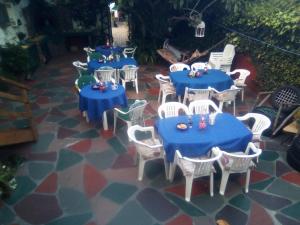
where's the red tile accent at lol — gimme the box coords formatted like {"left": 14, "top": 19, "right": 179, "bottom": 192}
{"left": 165, "top": 179, "right": 209, "bottom": 198}
{"left": 37, "top": 96, "right": 50, "bottom": 104}
{"left": 35, "top": 173, "right": 58, "bottom": 193}
{"left": 57, "top": 127, "right": 78, "bottom": 139}
{"left": 239, "top": 170, "right": 270, "bottom": 185}
{"left": 148, "top": 87, "right": 160, "bottom": 96}
{"left": 145, "top": 119, "right": 155, "bottom": 126}
{"left": 247, "top": 202, "right": 273, "bottom": 225}
{"left": 84, "top": 164, "right": 107, "bottom": 198}
{"left": 69, "top": 139, "right": 92, "bottom": 153}
{"left": 281, "top": 172, "right": 300, "bottom": 186}
{"left": 127, "top": 144, "right": 136, "bottom": 158}
{"left": 166, "top": 214, "right": 193, "bottom": 225}
{"left": 35, "top": 112, "right": 48, "bottom": 124}
{"left": 100, "top": 129, "right": 114, "bottom": 138}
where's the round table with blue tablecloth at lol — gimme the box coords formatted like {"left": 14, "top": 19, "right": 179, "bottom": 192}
{"left": 170, "top": 69, "right": 234, "bottom": 97}
{"left": 95, "top": 46, "right": 124, "bottom": 57}
{"left": 88, "top": 58, "right": 137, "bottom": 74}
{"left": 156, "top": 113, "right": 253, "bottom": 162}
{"left": 79, "top": 84, "right": 128, "bottom": 130}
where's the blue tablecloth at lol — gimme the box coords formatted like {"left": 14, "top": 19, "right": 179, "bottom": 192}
{"left": 156, "top": 113, "right": 253, "bottom": 162}
{"left": 88, "top": 58, "right": 137, "bottom": 73}
{"left": 170, "top": 69, "right": 234, "bottom": 96}
{"left": 95, "top": 46, "right": 124, "bottom": 57}
{"left": 79, "top": 84, "right": 128, "bottom": 122}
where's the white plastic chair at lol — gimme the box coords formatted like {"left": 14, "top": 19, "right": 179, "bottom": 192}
{"left": 227, "top": 69, "right": 251, "bottom": 102}
{"left": 188, "top": 99, "right": 222, "bottom": 115}
{"left": 214, "top": 142, "right": 262, "bottom": 195}
{"left": 83, "top": 47, "right": 95, "bottom": 62}
{"left": 94, "top": 66, "right": 116, "bottom": 83}
{"left": 237, "top": 113, "right": 271, "bottom": 147}
{"left": 210, "top": 85, "right": 241, "bottom": 115}
{"left": 169, "top": 63, "right": 190, "bottom": 72}
{"left": 72, "top": 61, "right": 89, "bottom": 77}
{"left": 183, "top": 87, "right": 211, "bottom": 105}
{"left": 119, "top": 65, "right": 139, "bottom": 93}
{"left": 191, "top": 62, "right": 212, "bottom": 71}
{"left": 123, "top": 46, "right": 137, "bottom": 58}
{"left": 208, "top": 44, "right": 235, "bottom": 73}
{"left": 155, "top": 74, "right": 180, "bottom": 104}
{"left": 113, "top": 100, "right": 147, "bottom": 135}
{"left": 169, "top": 148, "right": 222, "bottom": 202}
{"left": 127, "top": 125, "right": 168, "bottom": 180}
{"left": 158, "top": 102, "right": 189, "bottom": 119}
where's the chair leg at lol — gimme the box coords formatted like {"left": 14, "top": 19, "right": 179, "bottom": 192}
{"left": 178, "top": 95, "right": 182, "bottom": 103}
{"left": 138, "top": 156, "right": 146, "bottom": 181}
{"left": 113, "top": 112, "right": 117, "bottom": 134}
{"left": 122, "top": 80, "right": 126, "bottom": 90}
{"left": 241, "top": 88, "right": 244, "bottom": 102}
{"left": 219, "top": 171, "right": 230, "bottom": 195}
{"left": 185, "top": 176, "right": 193, "bottom": 202}
{"left": 135, "top": 79, "right": 138, "bottom": 94}
{"left": 163, "top": 155, "right": 169, "bottom": 180}
{"left": 245, "top": 169, "right": 251, "bottom": 193}
{"left": 158, "top": 89, "right": 161, "bottom": 103}
{"left": 162, "top": 94, "right": 167, "bottom": 104}
{"left": 210, "top": 172, "right": 214, "bottom": 197}
{"left": 233, "top": 100, "right": 236, "bottom": 116}
{"left": 169, "top": 162, "right": 176, "bottom": 182}
{"left": 218, "top": 101, "right": 224, "bottom": 112}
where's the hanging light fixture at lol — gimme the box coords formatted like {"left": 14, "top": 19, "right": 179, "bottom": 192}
{"left": 195, "top": 20, "right": 205, "bottom": 37}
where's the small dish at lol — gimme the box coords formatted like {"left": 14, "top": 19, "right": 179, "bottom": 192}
{"left": 91, "top": 84, "right": 100, "bottom": 90}
{"left": 111, "top": 84, "right": 118, "bottom": 90}
{"left": 176, "top": 123, "right": 188, "bottom": 131}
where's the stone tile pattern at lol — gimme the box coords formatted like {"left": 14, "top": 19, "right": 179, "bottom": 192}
{"left": 0, "top": 52, "right": 299, "bottom": 225}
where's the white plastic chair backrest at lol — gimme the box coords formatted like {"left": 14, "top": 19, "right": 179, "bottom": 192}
{"left": 123, "top": 47, "right": 137, "bottom": 58}
{"left": 94, "top": 66, "right": 115, "bottom": 82}
{"left": 188, "top": 99, "right": 221, "bottom": 115}
{"left": 223, "top": 44, "right": 235, "bottom": 59}
{"left": 155, "top": 74, "right": 173, "bottom": 90}
{"left": 158, "top": 102, "right": 189, "bottom": 119}
{"left": 211, "top": 85, "right": 241, "bottom": 102}
{"left": 127, "top": 125, "right": 162, "bottom": 151}
{"left": 183, "top": 87, "right": 211, "bottom": 104}
{"left": 169, "top": 63, "right": 190, "bottom": 72}
{"left": 218, "top": 142, "right": 262, "bottom": 172}
{"left": 228, "top": 69, "right": 251, "bottom": 86}
{"left": 176, "top": 148, "right": 222, "bottom": 177}
{"left": 237, "top": 113, "right": 271, "bottom": 140}
{"left": 128, "top": 100, "right": 147, "bottom": 123}
{"left": 72, "top": 61, "right": 87, "bottom": 76}
{"left": 191, "top": 62, "right": 212, "bottom": 71}
{"left": 120, "top": 66, "right": 138, "bottom": 81}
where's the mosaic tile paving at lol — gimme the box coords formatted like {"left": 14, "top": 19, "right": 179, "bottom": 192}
{"left": 0, "top": 52, "right": 299, "bottom": 225}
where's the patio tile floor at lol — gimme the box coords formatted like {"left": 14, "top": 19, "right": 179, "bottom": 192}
{"left": 0, "top": 52, "right": 299, "bottom": 225}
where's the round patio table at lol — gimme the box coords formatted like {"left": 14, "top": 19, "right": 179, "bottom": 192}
{"left": 79, "top": 84, "right": 127, "bottom": 130}
{"left": 156, "top": 113, "right": 253, "bottom": 162}
{"left": 95, "top": 45, "right": 124, "bottom": 57}
{"left": 170, "top": 69, "right": 234, "bottom": 97}
{"left": 88, "top": 58, "right": 137, "bottom": 73}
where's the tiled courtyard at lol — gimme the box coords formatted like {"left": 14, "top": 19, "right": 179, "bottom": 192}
{"left": 0, "top": 52, "right": 300, "bottom": 225}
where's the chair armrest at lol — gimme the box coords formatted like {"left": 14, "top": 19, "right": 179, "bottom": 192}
{"left": 114, "top": 107, "right": 128, "bottom": 114}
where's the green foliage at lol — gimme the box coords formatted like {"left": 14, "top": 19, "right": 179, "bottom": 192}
{"left": 224, "top": 0, "right": 300, "bottom": 90}
{"left": 0, "top": 44, "right": 30, "bottom": 78}
{"left": 0, "top": 155, "right": 24, "bottom": 199}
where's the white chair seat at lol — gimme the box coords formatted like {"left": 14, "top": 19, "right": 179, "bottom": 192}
{"left": 127, "top": 125, "right": 168, "bottom": 181}
{"left": 214, "top": 142, "right": 262, "bottom": 195}
{"left": 169, "top": 149, "right": 223, "bottom": 201}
